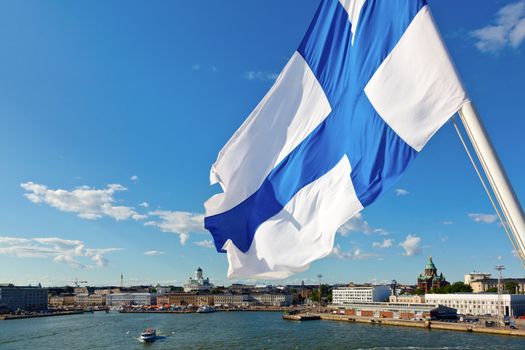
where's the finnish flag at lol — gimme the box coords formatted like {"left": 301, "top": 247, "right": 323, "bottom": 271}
{"left": 204, "top": 0, "right": 468, "bottom": 279}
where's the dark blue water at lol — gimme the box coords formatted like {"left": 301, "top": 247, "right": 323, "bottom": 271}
{"left": 0, "top": 312, "right": 523, "bottom": 349}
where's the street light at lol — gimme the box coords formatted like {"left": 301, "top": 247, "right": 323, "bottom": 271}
{"left": 317, "top": 274, "right": 323, "bottom": 314}
{"left": 495, "top": 265, "right": 505, "bottom": 326}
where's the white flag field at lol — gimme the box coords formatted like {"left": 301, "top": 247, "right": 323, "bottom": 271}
{"left": 204, "top": 0, "right": 469, "bottom": 279}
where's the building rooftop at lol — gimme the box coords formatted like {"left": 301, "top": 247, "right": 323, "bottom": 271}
{"left": 425, "top": 256, "right": 436, "bottom": 270}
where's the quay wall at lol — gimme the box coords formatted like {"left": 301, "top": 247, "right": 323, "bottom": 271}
{"left": 1, "top": 310, "right": 84, "bottom": 321}
{"left": 314, "top": 314, "right": 525, "bottom": 337}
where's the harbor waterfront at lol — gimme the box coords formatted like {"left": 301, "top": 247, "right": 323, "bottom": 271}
{"left": 1, "top": 311, "right": 525, "bottom": 350}
{"left": 284, "top": 312, "right": 525, "bottom": 337}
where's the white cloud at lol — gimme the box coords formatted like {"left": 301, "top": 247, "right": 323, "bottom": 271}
{"left": 471, "top": 1, "right": 525, "bottom": 52}
{"left": 130, "top": 175, "right": 139, "bottom": 182}
{"left": 442, "top": 220, "right": 453, "bottom": 225}
{"left": 372, "top": 238, "right": 393, "bottom": 249}
{"left": 394, "top": 188, "right": 409, "bottom": 196}
{"left": 145, "top": 211, "right": 205, "bottom": 245}
{"left": 0, "top": 237, "right": 30, "bottom": 245}
{"left": 338, "top": 213, "right": 387, "bottom": 236}
{"left": 331, "top": 244, "right": 380, "bottom": 260}
{"left": 139, "top": 202, "right": 149, "bottom": 208}
{"left": 0, "top": 236, "right": 122, "bottom": 268}
{"left": 244, "top": 71, "right": 279, "bottom": 82}
{"left": 192, "top": 64, "right": 201, "bottom": 71}
{"left": 21, "top": 182, "right": 146, "bottom": 221}
{"left": 144, "top": 250, "right": 165, "bottom": 256}
{"left": 468, "top": 213, "right": 498, "bottom": 224}
{"left": 399, "top": 234, "right": 422, "bottom": 257}
{"left": 194, "top": 240, "right": 215, "bottom": 249}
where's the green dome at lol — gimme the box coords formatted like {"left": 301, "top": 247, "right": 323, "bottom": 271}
{"left": 425, "top": 256, "right": 436, "bottom": 270}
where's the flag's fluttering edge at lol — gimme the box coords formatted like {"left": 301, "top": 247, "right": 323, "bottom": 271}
{"left": 204, "top": 0, "right": 468, "bottom": 279}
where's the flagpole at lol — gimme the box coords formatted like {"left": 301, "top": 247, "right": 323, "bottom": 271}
{"left": 458, "top": 101, "right": 525, "bottom": 265}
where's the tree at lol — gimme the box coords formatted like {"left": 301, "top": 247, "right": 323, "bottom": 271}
{"left": 426, "top": 282, "right": 472, "bottom": 294}
{"left": 505, "top": 282, "right": 519, "bottom": 294}
{"left": 310, "top": 284, "right": 332, "bottom": 303}
{"left": 448, "top": 282, "right": 473, "bottom": 293}
{"left": 487, "top": 287, "right": 498, "bottom": 293}
{"left": 413, "top": 288, "right": 425, "bottom": 295}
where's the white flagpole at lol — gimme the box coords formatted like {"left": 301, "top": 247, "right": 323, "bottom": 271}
{"left": 458, "top": 101, "right": 525, "bottom": 263}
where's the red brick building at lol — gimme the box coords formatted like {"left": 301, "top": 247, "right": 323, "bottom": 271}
{"left": 417, "top": 256, "right": 449, "bottom": 293}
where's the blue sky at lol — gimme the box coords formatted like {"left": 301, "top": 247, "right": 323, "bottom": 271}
{"left": 1, "top": 0, "right": 524, "bottom": 287}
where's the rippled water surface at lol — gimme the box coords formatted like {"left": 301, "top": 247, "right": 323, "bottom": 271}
{"left": 0, "top": 312, "right": 523, "bottom": 349}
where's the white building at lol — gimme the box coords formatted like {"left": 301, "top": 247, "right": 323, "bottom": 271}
{"left": 389, "top": 295, "right": 425, "bottom": 304}
{"left": 214, "top": 294, "right": 250, "bottom": 307}
{"left": 105, "top": 293, "right": 156, "bottom": 307}
{"left": 332, "top": 286, "right": 390, "bottom": 305}
{"left": 464, "top": 272, "right": 491, "bottom": 285}
{"left": 184, "top": 267, "right": 213, "bottom": 292}
{"left": 155, "top": 284, "right": 171, "bottom": 295}
{"left": 329, "top": 302, "right": 457, "bottom": 320}
{"left": 251, "top": 294, "right": 293, "bottom": 306}
{"left": 74, "top": 293, "right": 105, "bottom": 306}
{"left": 425, "top": 293, "right": 525, "bottom": 317}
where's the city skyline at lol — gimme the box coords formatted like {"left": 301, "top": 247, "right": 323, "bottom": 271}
{"left": 1, "top": 0, "right": 525, "bottom": 287}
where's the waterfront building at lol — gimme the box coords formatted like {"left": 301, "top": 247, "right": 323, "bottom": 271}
{"left": 74, "top": 287, "right": 91, "bottom": 295}
{"left": 329, "top": 302, "right": 457, "bottom": 320}
{"left": 157, "top": 292, "right": 292, "bottom": 307}
{"left": 48, "top": 295, "right": 75, "bottom": 309}
{"left": 425, "top": 293, "right": 525, "bottom": 317}
{"left": 250, "top": 293, "right": 292, "bottom": 306}
{"left": 214, "top": 294, "right": 250, "bottom": 307}
{"left": 194, "top": 294, "right": 214, "bottom": 306}
{"left": 94, "top": 288, "right": 120, "bottom": 295}
{"left": 0, "top": 284, "right": 48, "bottom": 312}
{"left": 293, "top": 281, "right": 314, "bottom": 301}
{"left": 105, "top": 293, "right": 156, "bottom": 307}
{"left": 332, "top": 286, "right": 390, "bottom": 304}
{"left": 389, "top": 295, "right": 425, "bottom": 304}
{"left": 74, "top": 293, "right": 106, "bottom": 307}
{"left": 417, "top": 256, "right": 449, "bottom": 293}
{"left": 156, "top": 295, "right": 171, "bottom": 306}
{"left": 157, "top": 293, "right": 197, "bottom": 306}
{"left": 183, "top": 267, "right": 213, "bottom": 292}
{"left": 156, "top": 293, "right": 214, "bottom": 307}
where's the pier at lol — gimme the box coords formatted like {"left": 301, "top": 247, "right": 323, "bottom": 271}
{"left": 0, "top": 310, "right": 85, "bottom": 321}
{"left": 283, "top": 313, "right": 525, "bottom": 337}
{"left": 282, "top": 314, "right": 320, "bottom": 321}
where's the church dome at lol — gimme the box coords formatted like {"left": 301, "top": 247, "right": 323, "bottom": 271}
{"left": 425, "top": 256, "right": 436, "bottom": 270}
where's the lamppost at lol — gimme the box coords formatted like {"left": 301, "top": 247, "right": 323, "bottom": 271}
{"left": 495, "top": 265, "right": 505, "bottom": 326}
{"left": 317, "top": 274, "right": 323, "bottom": 314}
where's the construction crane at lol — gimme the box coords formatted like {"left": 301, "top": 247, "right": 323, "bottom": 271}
{"left": 66, "top": 278, "right": 88, "bottom": 287}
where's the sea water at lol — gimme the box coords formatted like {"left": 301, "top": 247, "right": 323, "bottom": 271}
{"left": 0, "top": 311, "right": 523, "bottom": 349}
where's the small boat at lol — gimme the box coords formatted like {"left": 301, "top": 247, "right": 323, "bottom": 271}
{"left": 139, "top": 328, "right": 157, "bottom": 342}
{"left": 196, "top": 305, "right": 216, "bottom": 313}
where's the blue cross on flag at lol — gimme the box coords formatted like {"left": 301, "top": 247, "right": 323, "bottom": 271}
{"left": 204, "top": 0, "right": 468, "bottom": 279}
